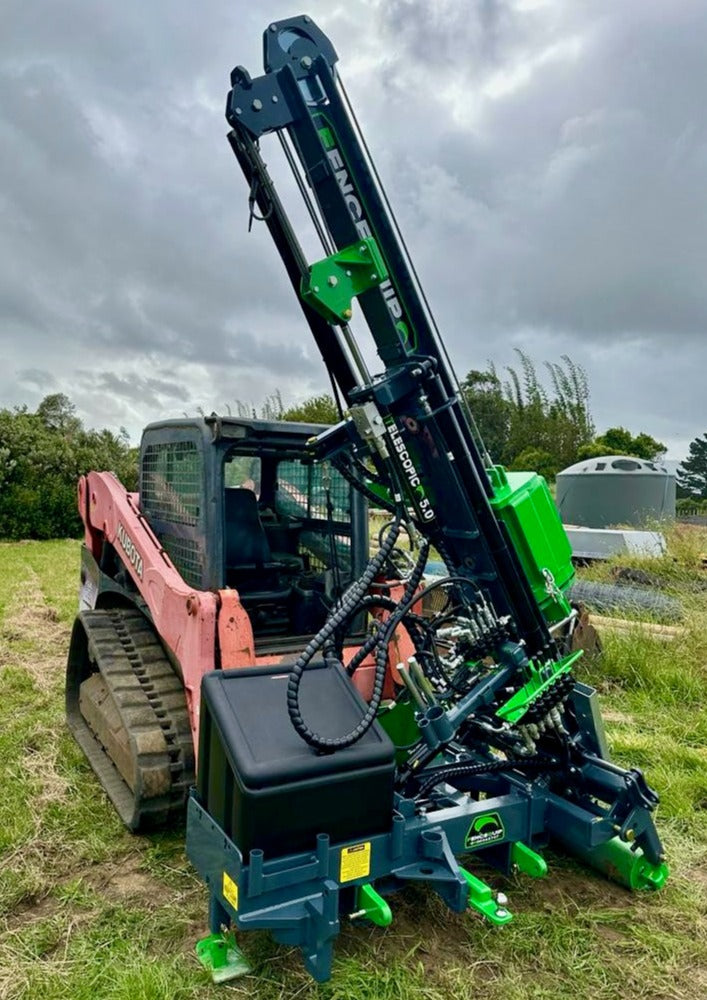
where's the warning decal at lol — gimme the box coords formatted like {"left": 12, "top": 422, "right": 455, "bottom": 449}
{"left": 340, "top": 842, "right": 371, "bottom": 883}
{"left": 222, "top": 871, "right": 239, "bottom": 911}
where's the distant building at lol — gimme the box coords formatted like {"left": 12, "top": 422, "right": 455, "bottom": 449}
{"left": 555, "top": 456, "right": 676, "bottom": 528}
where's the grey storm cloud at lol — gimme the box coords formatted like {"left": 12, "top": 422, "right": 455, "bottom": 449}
{"left": 0, "top": 0, "right": 705, "bottom": 456}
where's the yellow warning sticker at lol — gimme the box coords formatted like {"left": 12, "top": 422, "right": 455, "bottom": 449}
{"left": 222, "top": 871, "right": 239, "bottom": 911}
{"left": 339, "top": 842, "right": 371, "bottom": 883}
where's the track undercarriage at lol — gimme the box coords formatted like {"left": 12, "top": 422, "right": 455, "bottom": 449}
{"left": 66, "top": 608, "right": 194, "bottom": 830}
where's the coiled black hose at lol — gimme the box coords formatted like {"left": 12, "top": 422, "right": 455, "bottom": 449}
{"left": 287, "top": 513, "right": 403, "bottom": 751}
{"left": 343, "top": 540, "right": 431, "bottom": 678}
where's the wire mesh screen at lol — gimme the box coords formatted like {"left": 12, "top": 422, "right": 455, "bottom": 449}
{"left": 275, "top": 460, "right": 350, "bottom": 520}
{"left": 141, "top": 440, "right": 204, "bottom": 586}
{"left": 160, "top": 534, "right": 203, "bottom": 589}
{"left": 276, "top": 460, "right": 353, "bottom": 576}
{"left": 142, "top": 442, "right": 202, "bottom": 526}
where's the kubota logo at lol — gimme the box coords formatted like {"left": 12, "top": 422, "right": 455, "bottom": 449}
{"left": 117, "top": 522, "right": 144, "bottom": 580}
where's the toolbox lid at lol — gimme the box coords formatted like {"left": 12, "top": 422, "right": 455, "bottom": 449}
{"left": 201, "top": 663, "right": 395, "bottom": 790}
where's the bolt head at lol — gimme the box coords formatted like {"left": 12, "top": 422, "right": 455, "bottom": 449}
{"left": 272, "top": 94, "right": 279, "bottom": 103}
{"left": 371, "top": 273, "right": 377, "bottom": 280}
{"left": 327, "top": 275, "right": 338, "bottom": 287}
{"left": 496, "top": 892, "right": 508, "bottom": 906}
{"left": 496, "top": 908, "right": 509, "bottom": 919}
{"left": 269, "top": 23, "right": 277, "bottom": 31}
{"left": 234, "top": 106, "right": 242, "bottom": 115}
{"left": 625, "top": 828, "right": 636, "bottom": 843}
{"left": 300, "top": 55, "right": 313, "bottom": 69}
{"left": 313, "top": 285, "right": 320, "bottom": 293}
{"left": 343, "top": 307, "right": 352, "bottom": 319}
{"left": 252, "top": 98, "right": 263, "bottom": 111}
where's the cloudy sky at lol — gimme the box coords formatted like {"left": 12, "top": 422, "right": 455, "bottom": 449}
{"left": 1, "top": 0, "right": 705, "bottom": 459}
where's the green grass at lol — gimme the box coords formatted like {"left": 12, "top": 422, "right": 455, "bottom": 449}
{"left": 0, "top": 535, "right": 706, "bottom": 999}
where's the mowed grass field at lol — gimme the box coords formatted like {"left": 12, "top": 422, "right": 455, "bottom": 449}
{"left": 0, "top": 530, "right": 706, "bottom": 1000}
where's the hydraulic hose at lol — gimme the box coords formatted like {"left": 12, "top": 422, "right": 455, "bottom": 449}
{"left": 344, "top": 539, "right": 430, "bottom": 678}
{"left": 287, "top": 513, "right": 403, "bottom": 751}
{"left": 414, "top": 754, "right": 562, "bottom": 800}
{"left": 333, "top": 456, "right": 397, "bottom": 513}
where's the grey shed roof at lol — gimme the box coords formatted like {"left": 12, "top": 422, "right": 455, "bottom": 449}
{"left": 558, "top": 455, "right": 672, "bottom": 477}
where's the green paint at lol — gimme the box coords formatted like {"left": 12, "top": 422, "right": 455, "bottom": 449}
{"left": 511, "top": 841, "right": 548, "bottom": 878}
{"left": 195, "top": 931, "right": 251, "bottom": 983}
{"left": 396, "top": 320, "right": 415, "bottom": 350}
{"left": 489, "top": 465, "right": 574, "bottom": 624}
{"left": 459, "top": 867, "right": 513, "bottom": 925}
{"left": 496, "top": 650, "right": 582, "bottom": 724}
{"left": 464, "top": 811, "right": 505, "bottom": 849}
{"left": 301, "top": 238, "right": 388, "bottom": 325}
{"left": 355, "top": 883, "right": 393, "bottom": 926}
{"left": 568, "top": 836, "right": 669, "bottom": 891}
{"left": 377, "top": 696, "right": 420, "bottom": 764}
{"left": 317, "top": 124, "right": 336, "bottom": 150}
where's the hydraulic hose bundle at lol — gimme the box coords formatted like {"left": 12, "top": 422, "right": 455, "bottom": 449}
{"left": 286, "top": 511, "right": 432, "bottom": 751}
{"left": 287, "top": 512, "right": 403, "bottom": 751}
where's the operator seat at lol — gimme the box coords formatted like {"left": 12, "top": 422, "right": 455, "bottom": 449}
{"left": 225, "top": 488, "right": 303, "bottom": 572}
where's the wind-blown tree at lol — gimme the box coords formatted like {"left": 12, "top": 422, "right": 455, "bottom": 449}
{"left": 677, "top": 433, "right": 707, "bottom": 499}
{"left": 462, "top": 351, "right": 594, "bottom": 477}
{"left": 228, "top": 391, "right": 339, "bottom": 424}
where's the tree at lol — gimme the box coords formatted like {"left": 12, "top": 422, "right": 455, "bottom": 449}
{"left": 461, "top": 351, "right": 595, "bottom": 478}
{"left": 460, "top": 368, "right": 510, "bottom": 462}
{"left": 577, "top": 426, "right": 666, "bottom": 462}
{"left": 282, "top": 393, "right": 339, "bottom": 425}
{"left": 677, "top": 433, "right": 707, "bottom": 499}
{"left": 36, "top": 393, "right": 82, "bottom": 435}
{"left": 0, "top": 396, "right": 137, "bottom": 540}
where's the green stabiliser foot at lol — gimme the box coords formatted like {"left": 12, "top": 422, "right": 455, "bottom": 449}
{"left": 512, "top": 841, "right": 548, "bottom": 878}
{"left": 460, "top": 868, "right": 513, "bottom": 926}
{"left": 353, "top": 883, "right": 393, "bottom": 927}
{"left": 579, "top": 837, "right": 669, "bottom": 891}
{"left": 195, "top": 931, "right": 251, "bottom": 983}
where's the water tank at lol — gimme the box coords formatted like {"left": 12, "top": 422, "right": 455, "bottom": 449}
{"left": 555, "top": 456, "right": 676, "bottom": 529}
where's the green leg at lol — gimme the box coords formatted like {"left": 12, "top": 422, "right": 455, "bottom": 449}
{"left": 195, "top": 930, "right": 251, "bottom": 983}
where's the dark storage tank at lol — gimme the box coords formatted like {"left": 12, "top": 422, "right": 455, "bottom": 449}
{"left": 555, "top": 455, "right": 676, "bottom": 529}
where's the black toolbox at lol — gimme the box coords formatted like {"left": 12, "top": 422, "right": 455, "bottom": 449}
{"left": 197, "top": 662, "right": 395, "bottom": 857}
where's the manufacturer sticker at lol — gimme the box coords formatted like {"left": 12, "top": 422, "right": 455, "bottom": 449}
{"left": 340, "top": 842, "right": 371, "bottom": 883}
{"left": 222, "top": 871, "right": 239, "bottom": 911}
{"left": 464, "top": 812, "right": 506, "bottom": 850}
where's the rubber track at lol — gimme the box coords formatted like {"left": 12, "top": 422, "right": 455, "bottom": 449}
{"left": 66, "top": 607, "right": 195, "bottom": 831}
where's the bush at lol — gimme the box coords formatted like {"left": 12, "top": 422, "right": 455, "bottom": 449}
{"left": 0, "top": 395, "right": 137, "bottom": 540}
